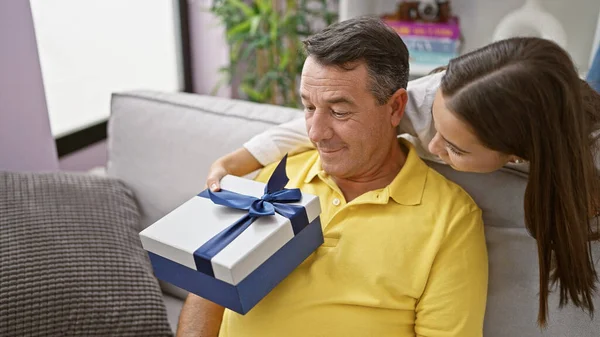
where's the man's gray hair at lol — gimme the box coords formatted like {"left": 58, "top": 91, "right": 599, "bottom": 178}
{"left": 303, "top": 16, "right": 410, "bottom": 105}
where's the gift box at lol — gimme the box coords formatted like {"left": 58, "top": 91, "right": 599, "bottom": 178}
{"left": 140, "top": 155, "right": 323, "bottom": 314}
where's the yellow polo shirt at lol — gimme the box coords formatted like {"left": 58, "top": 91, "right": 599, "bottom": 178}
{"left": 220, "top": 141, "right": 488, "bottom": 337}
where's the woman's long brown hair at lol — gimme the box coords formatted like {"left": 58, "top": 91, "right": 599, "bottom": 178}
{"left": 439, "top": 37, "right": 600, "bottom": 326}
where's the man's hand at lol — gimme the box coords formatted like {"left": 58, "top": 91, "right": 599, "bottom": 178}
{"left": 176, "top": 294, "right": 225, "bottom": 337}
{"left": 206, "top": 148, "right": 263, "bottom": 191}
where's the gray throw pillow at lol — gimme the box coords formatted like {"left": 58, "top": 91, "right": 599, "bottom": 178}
{"left": 0, "top": 172, "right": 173, "bottom": 337}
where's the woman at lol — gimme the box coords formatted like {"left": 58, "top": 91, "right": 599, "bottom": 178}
{"left": 206, "top": 37, "right": 600, "bottom": 326}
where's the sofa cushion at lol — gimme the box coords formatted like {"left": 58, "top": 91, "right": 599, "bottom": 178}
{"left": 0, "top": 172, "right": 173, "bottom": 337}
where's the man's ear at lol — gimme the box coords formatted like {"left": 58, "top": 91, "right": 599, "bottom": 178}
{"left": 388, "top": 88, "right": 408, "bottom": 127}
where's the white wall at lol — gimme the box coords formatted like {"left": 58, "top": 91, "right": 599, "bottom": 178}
{"left": 30, "top": 0, "right": 183, "bottom": 137}
{"left": 0, "top": 0, "right": 58, "bottom": 172}
{"left": 341, "top": 0, "right": 600, "bottom": 75}
{"left": 188, "top": 0, "right": 231, "bottom": 97}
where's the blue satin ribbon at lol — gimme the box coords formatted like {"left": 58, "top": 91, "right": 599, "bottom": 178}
{"left": 194, "top": 154, "right": 310, "bottom": 278}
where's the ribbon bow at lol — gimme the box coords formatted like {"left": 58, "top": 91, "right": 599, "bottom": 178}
{"left": 194, "top": 154, "right": 309, "bottom": 277}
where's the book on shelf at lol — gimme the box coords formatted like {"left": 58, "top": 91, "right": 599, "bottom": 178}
{"left": 384, "top": 17, "right": 462, "bottom": 76}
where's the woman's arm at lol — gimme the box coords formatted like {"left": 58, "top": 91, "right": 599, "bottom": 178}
{"left": 399, "top": 71, "right": 443, "bottom": 155}
{"left": 206, "top": 148, "right": 263, "bottom": 191}
{"left": 207, "top": 118, "right": 312, "bottom": 191}
{"left": 242, "top": 117, "right": 313, "bottom": 166}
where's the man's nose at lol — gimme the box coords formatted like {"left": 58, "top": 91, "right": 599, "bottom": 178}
{"left": 307, "top": 111, "right": 333, "bottom": 143}
{"left": 428, "top": 132, "right": 447, "bottom": 156}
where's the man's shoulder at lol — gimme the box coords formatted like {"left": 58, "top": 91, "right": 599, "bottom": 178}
{"left": 423, "top": 165, "right": 480, "bottom": 215}
{"left": 395, "top": 142, "right": 480, "bottom": 216}
{"left": 417, "top": 167, "right": 484, "bottom": 246}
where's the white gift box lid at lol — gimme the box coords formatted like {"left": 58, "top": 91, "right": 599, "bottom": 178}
{"left": 140, "top": 174, "right": 321, "bottom": 286}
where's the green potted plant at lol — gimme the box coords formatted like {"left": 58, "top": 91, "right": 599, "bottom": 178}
{"left": 210, "top": 0, "right": 337, "bottom": 108}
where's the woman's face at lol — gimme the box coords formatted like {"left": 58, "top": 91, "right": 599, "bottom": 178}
{"left": 428, "top": 89, "right": 514, "bottom": 173}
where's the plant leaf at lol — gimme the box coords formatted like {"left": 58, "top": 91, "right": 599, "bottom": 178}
{"left": 240, "top": 83, "right": 266, "bottom": 102}
{"left": 269, "top": 11, "right": 278, "bottom": 42}
{"left": 226, "top": 20, "right": 251, "bottom": 39}
{"left": 210, "top": 0, "right": 338, "bottom": 106}
{"left": 255, "top": 0, "right": 271, "bottom": 15}
{"left": 225, "top": 0, "right": 255, "bottom": 17}
{"left": 278, "top": 49, "right": 290, "bottom": 71}
{"left": 250, "top": 16, "right": 261, "bottom": 36}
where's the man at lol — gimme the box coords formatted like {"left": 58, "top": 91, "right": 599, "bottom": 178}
{"left": 177, "top": 16, "right": 488, "bottom": 337}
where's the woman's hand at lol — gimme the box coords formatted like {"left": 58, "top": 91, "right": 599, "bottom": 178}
{"left": 205, "top": 148, "right": 264, "bottom": 192}
{"left": 206, "top": 160, "right": 229, "bottom": 192}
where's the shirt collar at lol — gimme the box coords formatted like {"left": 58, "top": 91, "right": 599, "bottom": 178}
{"left": 303, "top": 139, "right": 429, "bottom": 206}
{"left": 387, "top": 140, "right": 428, "bottom": 205}
{"left": 304, "top": 156, "right": 322, "bottom": 184}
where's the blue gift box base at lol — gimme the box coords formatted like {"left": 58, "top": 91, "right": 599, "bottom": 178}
{"left": 147, "top": 217, "right": 324, "bottom": 315}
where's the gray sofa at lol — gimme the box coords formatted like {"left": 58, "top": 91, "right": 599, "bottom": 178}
{"left": 2, "top": 90, "right": 597, "bottom": 336}
{"left": 105, "top": 90, "right": 600, "bottom": 336}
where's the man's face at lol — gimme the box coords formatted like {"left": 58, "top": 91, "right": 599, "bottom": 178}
{"left": 300, "top": 56, "right": 401, "bottom": 179}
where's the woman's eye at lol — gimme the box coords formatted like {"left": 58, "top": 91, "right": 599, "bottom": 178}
{"left": 304, "top": 106, "right": 315, "bottom": 112}
{"left": 446, "top": 143, "right": 464, "bottom": 157}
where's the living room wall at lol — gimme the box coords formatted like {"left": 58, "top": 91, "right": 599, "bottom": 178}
{"left": 0, "top": 0, "right": 58, "bottom": 172}
{"left": 188, "top": 0, "right": 231, "bottom": 97}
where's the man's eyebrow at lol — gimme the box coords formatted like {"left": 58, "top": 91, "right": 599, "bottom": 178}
{"left": 431, "top": 106, "right": 471, "bottom": 154}
{"left": 300, "top": 94, "right": 355, "bottom": 106}
{"left": 325, "top": 96, "right": 355, "bottom": 105}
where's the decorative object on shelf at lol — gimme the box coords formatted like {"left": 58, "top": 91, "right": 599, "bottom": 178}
{"left": 587, "top": 7, "right": 600, "bottom": 91}
{"left": 383, "top": 0, "right": 461, "bottom": 77}
{"left": 210, "top": 0, "right": 337, "bottom": 108}
{"left": 588, "top": 46, "right": 600, "bottom": 93}
{"left": 492, "top": 0, "right": 567, "bottom": 49}
{"left": 591, "top": 7, "right": 600, "bottom": 69}
{"left": 397, "top": 0, "right": 451, "bottom": 23}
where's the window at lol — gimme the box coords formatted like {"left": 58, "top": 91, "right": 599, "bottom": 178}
{"left": 30, "top": 0, "right": 184, "bottom": 137}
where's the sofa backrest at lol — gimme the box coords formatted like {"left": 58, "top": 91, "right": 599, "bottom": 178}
{"left": 429, "top": 162, "right": 600, "bottom": 336}
{"left": 107, "top": 90, "right": 599, "bottom": 337}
